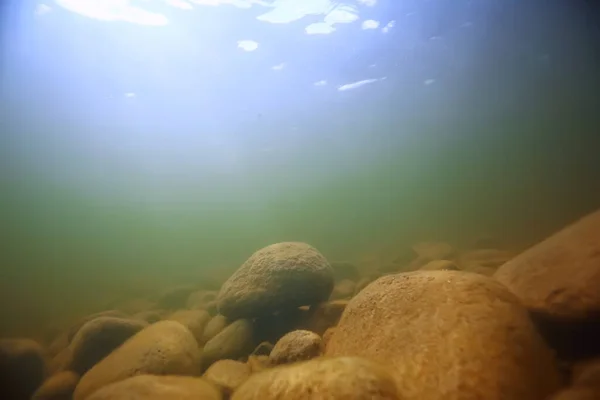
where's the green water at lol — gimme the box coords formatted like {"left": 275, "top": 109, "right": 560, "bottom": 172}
{"left": 1, "top": 0, "right": 600, "bottom": 338}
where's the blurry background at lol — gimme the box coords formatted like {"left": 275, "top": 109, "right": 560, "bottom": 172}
{"left": 1, "top": 0, "right": 599, "bottom": 335}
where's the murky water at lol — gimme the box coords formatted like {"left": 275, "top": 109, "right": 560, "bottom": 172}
{"left": 0, "top": 1, "right": 599, "bottom": 399}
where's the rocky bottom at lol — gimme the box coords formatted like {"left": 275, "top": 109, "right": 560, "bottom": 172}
{"left": 2, "top": 210, "right": 600, "bottom": 400}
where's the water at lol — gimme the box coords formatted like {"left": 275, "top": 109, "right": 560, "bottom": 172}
{"left": 0, "top": 0, "right": 599, "bottom": 351}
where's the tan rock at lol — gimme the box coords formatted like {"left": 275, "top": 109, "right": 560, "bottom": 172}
{"left": 32, "top": 371, "right": 79, "bottom": 400}
{"left": 201, "top": 319, "right": 255, "bottom": 371}
{"left": 494, "top": 210, "right": 600, "bottom": 320}
{"left": 85, "top": 374, "right": 221, "bottom": 400}
{"left": 166, "top": 309, "right": 211, "bottom": 345}
{"left": 217, "top": 242, "right": 334, "bottom": 319}
{"left": 204, "top": 359, "right": 251, "bottom": 396}
{"left": 202, "top": 315, "right": 229, "bottom": 345}
{"left": 73, "top": 321, "right": 200, "bottom": 400}
{"left": 269, "top": 330, "right": 322, "bottom": 365}
{"left": 326, "top": 271, "right": 561, "bottom": 400}
{"left": 231, "top": 356, "right": 400, "bottom": 400}
{"left": 67, "top": 316, "right": 148, "bottom": 374}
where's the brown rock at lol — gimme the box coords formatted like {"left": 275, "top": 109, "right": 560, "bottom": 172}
{"left": 326, "top": 271, "right": 561, "bottom": 400}
{"left": 73, "top": 321, "right": 200, "bottom": 400}
{"left": 269, "top": 330, "right": 322, "bottom": 365}
{"left": 494, "top": 210, "right": 600, "bottom": 359}
{"left": 85, "top": 374, "right": 221, "bottom": 400}
{"left": 232, "top": 356, "right": 400, "bottom": 400}
{"left": 67, "top": 317, "right": 148, "bottom": 374}
{"left": 201, "top": 319, "right": 255, "bottom": 371}
{"left": 202, "top": 315, "right": 229, "bottom": 345}
{"left": 494, "top": 210, "right": 600, "bottom": 320}
{"left": 0, "top": 338, "right": 48, "bottom": 400}
{"left": 217, "top": 242, "right": 334, "bottom": 319}
{"left": 166, "top": 309, "right": 211, "bottom": 345}
{"left": 32, "top": 371, "right": 79, "bottom": 400}
{"left": 204, "top": 359, "right": 251, "bottom": 396}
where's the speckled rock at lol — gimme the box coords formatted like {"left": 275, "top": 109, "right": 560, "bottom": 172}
{"left": 217, "top": 242, "right": 334, "bottom": 319}
{"left": 32, "top": 371, "right": 79, "bottom": 400}
{"left": 326, "top": 271, "right": 561, "bottom": 400}
{"left": 0, "top": 338, "right": 48, "bottom": 400}
{"left": 201, "top": 319, "right": 255, "bottom": 371}
{"left": 269, "top": 330, "right": 322, "bottom": 365}
{"left": 73, "top": 321, "right": 200, "bottom": 400}
{"left": 494, "top": 210, "right": 600, "bottom": 320}
{"left": 204, "top": 359, "right": 251, "bottom": 396}
{"left": 85, "top": 375, "right": 221, "bottom": 400}
{"left": 67, "top": 316, "right": 148, "bottom": 374}
{"left": 232, "top": 356, "right": 400, "bottom": 400}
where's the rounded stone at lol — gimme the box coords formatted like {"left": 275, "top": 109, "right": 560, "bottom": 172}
{"left": 269, "top": 330, "right": 322, "bottom": 365}
{"left": 326, "top": 271, "right": 562, "bottom": 400}
{"left": 232, "top": 357, "right": 399, "bottom": 400}
{"left": 217, "top": 242, "right": 334, "bottom": 319}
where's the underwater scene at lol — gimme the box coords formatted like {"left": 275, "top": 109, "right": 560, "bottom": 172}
{"left": 1, "top": 0, "right": 600, "bottom": 398}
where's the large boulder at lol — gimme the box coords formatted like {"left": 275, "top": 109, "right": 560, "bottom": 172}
{"left": 232, "top": 357, "right": 400, "bottom": 400}
{"left": 73, "top": 321, "right": 200, "bottom": 400}
{"left": 494, "top": 210, "right": 600, "bottom": 359}
{"left": 494, "top": 210, "right": 600, "bottom": 319}
{"left": 325, "top": 271, "right": 561, "bottom": 400}
{"left": 217, "top": 242, "right": 334, "bottom": 319}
